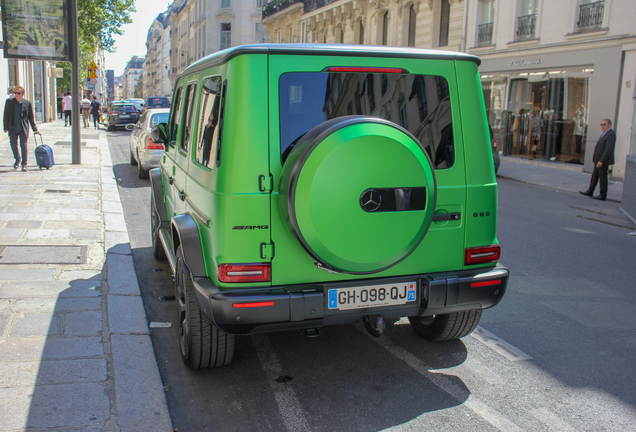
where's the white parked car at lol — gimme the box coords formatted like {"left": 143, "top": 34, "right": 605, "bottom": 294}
{"left": 127, "top": 108, "right": 170, "bottom": 179}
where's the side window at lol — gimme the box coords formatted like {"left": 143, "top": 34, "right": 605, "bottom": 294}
{"left": 179, "top": 83, "right": 198, "bottom": 153}
{"left": 195, "top": 76, "right": 223, "bottom": 168}
{"left": 169, "top": 86, "right": 183, "bottom": 148}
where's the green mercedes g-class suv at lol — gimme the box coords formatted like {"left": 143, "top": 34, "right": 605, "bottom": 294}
{"left": 149, "top": 44, "right": 509, "bottom": 369}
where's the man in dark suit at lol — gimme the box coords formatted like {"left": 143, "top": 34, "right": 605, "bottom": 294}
{"left": 3, "top": 86, "right": 39, "bottom": 171}
{"left": 579, "top": 118, "right": 615, "bottom": 201}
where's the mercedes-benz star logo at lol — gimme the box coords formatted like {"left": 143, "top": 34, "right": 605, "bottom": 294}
{"left": 360, "top": 189, "right": 382, "bottom": 212}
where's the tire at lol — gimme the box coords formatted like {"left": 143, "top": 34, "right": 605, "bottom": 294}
{"left": 108, "top": 125, "right": 114, "bottom": 131}
{"left": 130, "top": 148, "right": 137, "bottom": 165}
{"left": 137, "top": 153, "right": 149, "bottom": 179}
{"left": 175, "top": 246, "right": 235, "bottom": 369}
{"left": 151, "top": 193, "right": 166, "bottom": 261}
{"left": 408, "top": 310, "right": 482, "bottom": 341}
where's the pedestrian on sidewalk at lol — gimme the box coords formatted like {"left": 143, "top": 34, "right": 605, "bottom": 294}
{"left": 62, "top": 91, "right": 72, "bottom": 126}
{"left": 3, "top": 85, "right": 39, "bottom": 171}
{"left": 91, "top": 96, "right": 102, "bottom": 130}
{"left": 580, "top": 118, "right": 616, "bottom": 201}
{"left": 81, "top": 95, "right": 91, "bottom": 128}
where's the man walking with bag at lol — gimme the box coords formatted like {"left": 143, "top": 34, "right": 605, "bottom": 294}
{"left": 579, "top": 118, "right": 616, "bottom": 201}
{"left": 3, "top": 86, "right": 39, "bottom": 171}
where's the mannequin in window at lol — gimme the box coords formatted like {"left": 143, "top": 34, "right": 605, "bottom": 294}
{"left": 530, "top": 107, "right": 542, "bottom": 156}
{"left": 574, "top": 104, "right": 586, "bottom": 153}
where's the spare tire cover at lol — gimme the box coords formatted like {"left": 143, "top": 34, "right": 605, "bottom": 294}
{"left": 279, "top": 116, "right": 436, "bottom": 274}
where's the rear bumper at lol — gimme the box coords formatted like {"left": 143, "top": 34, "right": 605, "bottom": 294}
{"left": 191, "top": 265, "right": 509, "bottom": 335}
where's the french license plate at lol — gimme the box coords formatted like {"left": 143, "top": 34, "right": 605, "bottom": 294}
{"left": 328, "top": 281, "right": 417, "bottom": 310}
{"left": 120, "top": 115, "right": 130, "bottom": 118}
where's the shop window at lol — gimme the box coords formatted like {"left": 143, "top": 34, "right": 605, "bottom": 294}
{"left": 488, "top": 69, "right": 591, "bottom": 163}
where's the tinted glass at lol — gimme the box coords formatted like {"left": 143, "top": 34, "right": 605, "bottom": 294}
{"left": 116, "top": 105, "right": 137, "bottom": 113}
{"left": 279, "top": 72, "right": 454, "bottom": 169}
{"left": 195, "top": 76, "right": 222, "bottom": 168}
{"left": 169, "top": 87, "right": 183, "bottom": 147}
{"left": 151, "top": 112, "right": 169, "bottom": 127}
{"left": 148, "top": 97, "right": 170, "bottom": 108}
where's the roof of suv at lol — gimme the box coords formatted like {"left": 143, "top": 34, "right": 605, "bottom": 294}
{"left": 183, "top": 43, "right": 481, "bottom": 75}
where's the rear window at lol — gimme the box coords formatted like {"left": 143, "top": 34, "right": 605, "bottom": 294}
{"left": 147, "top": 97, "right": 170, "bottom": 108}
{"left": 117, "top": 105, "right": 137, "bottom": 113}
{"left": 151, "top": 112, "right": 169, "bottom": 126}
{"left": 279, "top": 72, "right": 454, "bottom": 169}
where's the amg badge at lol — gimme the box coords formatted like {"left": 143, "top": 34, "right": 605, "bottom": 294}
{"left": 233, "top": 225, "right": 269, "bottom": 230}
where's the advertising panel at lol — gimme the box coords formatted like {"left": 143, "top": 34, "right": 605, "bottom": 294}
{"left": 1, "top": 0, "right": 69, "bottom": 61}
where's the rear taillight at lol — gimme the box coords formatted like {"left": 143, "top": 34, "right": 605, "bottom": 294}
{"left": 322, "top": 67, "right": 409, "bottom": 74}
{"left": 145, "top": 137, "right": 164, "bottom": 150}
{"left": 465, "top": 245, "right": 500, "bottom": 265}
{"left": 218, "top": 263, "right": 271, "bottom": 283}
{"left": 492, "top": 139, "right": 498, "bottom": 149}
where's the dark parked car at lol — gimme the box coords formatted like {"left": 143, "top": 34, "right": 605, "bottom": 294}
{"left": 107, "top": 103, "right": 139, "bottom": 131}
{"left": 144, "top": 96, "right": 170, "bottom": 111}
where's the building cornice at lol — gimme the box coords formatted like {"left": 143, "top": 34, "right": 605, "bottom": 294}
{"left": 469, "top": 34, "right": 636, "bottom": 59}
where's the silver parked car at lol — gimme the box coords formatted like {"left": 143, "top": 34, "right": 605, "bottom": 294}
{"left": 128, "top": 108, "right": 170, "bottom": 179}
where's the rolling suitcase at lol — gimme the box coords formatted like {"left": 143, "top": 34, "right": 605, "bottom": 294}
{"left": 34, "top": 134, "right": 54, "bottom": 170}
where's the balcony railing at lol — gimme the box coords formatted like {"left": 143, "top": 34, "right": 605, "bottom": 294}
{"left": 304, "top": 0, "right": 339, "bottom": 14}
{"left": 262, "top": 0, "right": 302, "bottom": 19}
{"left": 516, "top": 13, "right": 536, "bottom": 40}
{"left": 477, "top": 22, "right": 493, "bottom": 46}
{"left": 577, "top": 1, "right": 604, "bottom": 31}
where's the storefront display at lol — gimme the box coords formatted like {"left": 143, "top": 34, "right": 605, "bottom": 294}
{"left": 481, "top": 68, "right": 592, "bottom": 164}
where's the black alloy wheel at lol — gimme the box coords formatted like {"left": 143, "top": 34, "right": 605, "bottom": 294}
{"left": 408, "top": 310, "right": 482, "bottom": 341}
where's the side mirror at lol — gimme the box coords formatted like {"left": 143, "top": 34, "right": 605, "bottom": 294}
{"left": 125, "top": 123, "right": 135, "bottom": 131}
{"left": 150, "top": 123, "right": 168, "bottom": 143}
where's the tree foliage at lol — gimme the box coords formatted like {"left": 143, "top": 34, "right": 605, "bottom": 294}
{"left": 57, "top": 0, "right": 135, "bottom": 92}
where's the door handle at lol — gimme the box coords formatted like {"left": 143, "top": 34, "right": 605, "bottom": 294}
{"left": 431, "top": 212, "right": 461, "bottom": 222}
{"left": 168, "top": 176, "right": 174, "bottom": 185}
{"left": 178, "top": 190, "right": 186, "bottom": 201}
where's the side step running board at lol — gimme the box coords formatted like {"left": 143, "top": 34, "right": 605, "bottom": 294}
{"left": 159, "top": 228, "right": 177, "bottom": 274}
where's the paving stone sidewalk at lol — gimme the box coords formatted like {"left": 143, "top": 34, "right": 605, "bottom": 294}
{"left": 0, "top": 119, "right": 172, "bottom": 431}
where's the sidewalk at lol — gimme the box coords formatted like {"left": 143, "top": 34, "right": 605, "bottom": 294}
{"left": 497, "top": 155, "right": 624, "bottom": 203}
{"left": 0, "top": 119, "right": 172, "bottom": 431}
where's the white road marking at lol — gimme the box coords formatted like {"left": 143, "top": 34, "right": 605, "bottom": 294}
{"left": 252, "top": 334, "right": 311, "bottom": 432}
{"left": 471, "top": 326, "right": 533, "bottom": 361}
{"left": 532, "top": 407, "right": 578, "bottom": 432}
{"left": 356, "top": 324, "right": 523, "bottom": 432}
{"left": 148, "top": 321, "right": 172, "bottom": 328}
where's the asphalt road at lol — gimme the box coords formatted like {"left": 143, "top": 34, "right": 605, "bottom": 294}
{"left": 108, "top": 130, "right": 636, "bottom": 432}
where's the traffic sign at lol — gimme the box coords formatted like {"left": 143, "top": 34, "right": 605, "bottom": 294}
{"left": 88, "top": 61, "right": 98, "bottom": 70}
{"left": 88, "top": 69, "right": 98, "bottom": 79}
{"left": 90, "top": 78, "right": 97, "bottom": 85}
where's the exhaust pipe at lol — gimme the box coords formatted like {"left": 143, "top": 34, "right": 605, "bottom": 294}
{"left": 363, "top": 315, "right": 385, "bottom": 338}
{"left": 302, "top": 328, "right": 321, "bottom": 337}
